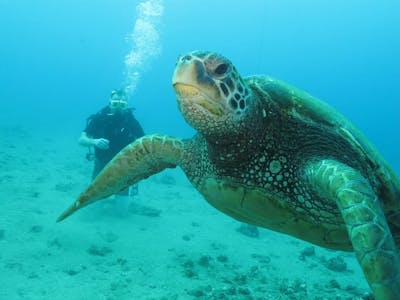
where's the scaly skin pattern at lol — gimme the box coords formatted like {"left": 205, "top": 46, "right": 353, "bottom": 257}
{"left": 58, "top": 51, "right": 400, "bottom": 299}
{"left": 306, "top": 160, "right": 400, "bottom": 299}
{"left": 57, "top": 135, "right": 184, "bottom": 222}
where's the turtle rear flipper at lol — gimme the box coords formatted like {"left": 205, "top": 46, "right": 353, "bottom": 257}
{"left": 57, "top": 135, "right": 184, "bottom": 222}
{"left": 306, "top": 159, "right": 400, "bottom": 299}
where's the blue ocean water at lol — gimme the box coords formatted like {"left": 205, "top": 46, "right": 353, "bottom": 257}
{"left": 0, "top": 0, "right": 399, "bottom": 171}
{"left": 0, "top": 1, "right": 399, "bottom": 299}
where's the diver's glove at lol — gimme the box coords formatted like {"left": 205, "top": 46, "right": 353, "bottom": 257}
{"left": 93, "top": 138, "right": 110, "bottom": 150}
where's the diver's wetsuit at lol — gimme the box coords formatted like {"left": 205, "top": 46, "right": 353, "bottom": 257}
{"left": 84, "top": 106, "right": 144, "bottom": 195}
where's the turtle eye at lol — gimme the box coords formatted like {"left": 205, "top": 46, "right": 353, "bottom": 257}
{"left": 214, "top": 63, "right": 229, "bottom": 75}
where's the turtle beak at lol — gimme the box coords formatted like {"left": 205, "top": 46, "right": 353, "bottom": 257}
{"left": 172, "top": 55, "right": 225, "bottom": 116}
{"left": 172, "top": 54, "right": 220, "bottom": 101}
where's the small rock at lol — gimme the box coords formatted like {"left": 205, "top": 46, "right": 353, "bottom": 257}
{"left": 299, "top": 246, "right": 315, "bottom": 260}
{"left": 280, "top": 279, "right": 307, "bottom": 298}
{"left": 182, "top": 234, "right": 191, "bottom": 241}
{"left": 326, "top": 279, "right": 340, "bottom": 289}
{"left": 224, "top": 286, "right": 237, "bottom": 295}
{"left": 233, "top": 274, "right": 247, "bottom": 285}
{"left": 182, "top": 259, "right": 194, "bottom": 268}
{"left": 217, "top": 255, "right": 228, "bottom": 263}
{"left": 87, "top": 245, "right": 113, "bottom": 256}
{"left": 345, "top": 284, "right": 357, "bottom": 292}
{"left": 183, "top": 268, "right": 197, "bottom": 278}
{"left": 187, "top": 288, "right": 204, "bottom": 297}
{"left": 182, "top": 259, "right": 196, "bottom": 278}
{"left": 129, "top": 203, "right": 161, "bottom": 217}
{"left": 326, "top": 256, "right": 347, "bottom": 272}
{"left": 116, "top": 258, "right": 128, "bottom": 266}
{"left": 64, "top": 269, "right": 79, "bottom": 276}
{"left": 198, "top": 255, "right": 212, "bottom": 267}
{"left": 30, "top": 225, "right": 43, "bottom": 233}
{"left": 237, "top": 287, "right": 251, "bottom": 295}
{"left": 236, "top": 224, "right": 259, "bottom": 238}
{"left": 210, "top": 242, "right": 226, "bottom": 250}
{"left": 27, "top": 272, "right": 39, "bottom": 279}
{"left": 191, "top": 222, "right": 200, "bottom": 227}
{"left": 251, "top": 253, "right": 271, "bottom": 265}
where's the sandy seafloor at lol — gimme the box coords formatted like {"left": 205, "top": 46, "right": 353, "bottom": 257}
{"left": 0, "top": 124, "right": 372, "bottom": 300}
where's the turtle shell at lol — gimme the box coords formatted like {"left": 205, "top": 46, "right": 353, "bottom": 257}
{"left": 248, "top": 75, "right": 400, "bottom": 217}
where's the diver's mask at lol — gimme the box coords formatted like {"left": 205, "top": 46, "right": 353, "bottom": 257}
{"left": 109, "top": 88, "right": 129, "bottom": 114}
{"left": 109, "top": 99, "right": 128, "bottom": 112}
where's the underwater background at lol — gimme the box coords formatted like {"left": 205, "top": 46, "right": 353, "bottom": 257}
{"left": 0, "top": 0, "right": 399, "bottom": 299}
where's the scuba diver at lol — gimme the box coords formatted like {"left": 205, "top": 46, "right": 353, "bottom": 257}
{"left": 79, "top": 88, "right": 145, "bottom": 216}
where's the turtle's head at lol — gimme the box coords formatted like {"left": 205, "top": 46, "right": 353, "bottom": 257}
{"left": 172, "top": 50, "right": 252, "bottom": 139}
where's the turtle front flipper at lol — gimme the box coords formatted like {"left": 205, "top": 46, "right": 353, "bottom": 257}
{"left": 306, "top": 159, "right": 400, "bottom": 300}
{"left": 57, "top": 134, "right": 184, "bottom": 222}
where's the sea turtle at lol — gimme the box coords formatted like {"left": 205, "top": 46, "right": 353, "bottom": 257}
{"left": 58, "top": 50, "right": 400, "bottom": 299}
